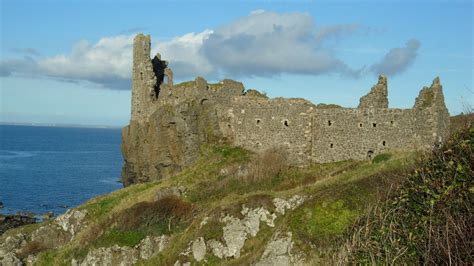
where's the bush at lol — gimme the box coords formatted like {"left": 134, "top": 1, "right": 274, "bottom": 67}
{"left": 334, "top": 126, "right": 473, "bottom": 264}
{"left": 115, "top": 196, "right": 193, "bottom": 234}
{"left": 244, "top": 147, "right": 289, "bottom": 183}
{"left": 17, "top": 241, "right": 47, "bottom": 257}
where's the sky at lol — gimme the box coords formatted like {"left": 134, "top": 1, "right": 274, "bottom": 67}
{"left": 0, "top": 0, "right": 472, "bottom": 126}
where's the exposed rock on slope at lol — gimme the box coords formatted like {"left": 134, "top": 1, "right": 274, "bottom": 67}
{"left": 0, "top": 209, "right": 87, "bottom": 265}
{"left": 75, "top": 235, "right": 169, "bottom": 266}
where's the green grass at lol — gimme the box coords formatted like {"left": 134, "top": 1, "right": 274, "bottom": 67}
{"left": 372, "top": 153, "right": 392, "bottom": 163}
{"left": 200, "top": 219, "right": 224, "bottom": 241}
{"left": 81, "top": 182, "right": 157, "bottom": 219}
{"left": 291, "top": 200, "right": 357, "bottom": 240}
{"left": 212, "top": 145, "right": 250, "bottom": 162}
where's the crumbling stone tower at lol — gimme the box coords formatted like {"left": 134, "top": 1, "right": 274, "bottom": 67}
{"left": 131, "top": 34, "right": 173, "bottom": 122}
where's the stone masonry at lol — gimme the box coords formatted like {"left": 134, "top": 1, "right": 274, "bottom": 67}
{"left": 121, "top": 34, "right": 450, "bottom": 186}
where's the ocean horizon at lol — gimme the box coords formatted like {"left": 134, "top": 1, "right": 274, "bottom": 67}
{"left": 0, "top": 125, "right": 124, "bottom": 216}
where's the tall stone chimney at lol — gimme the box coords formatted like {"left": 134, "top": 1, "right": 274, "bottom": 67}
{"left": 131, "top": 34, "right": 157, "bottom": 122}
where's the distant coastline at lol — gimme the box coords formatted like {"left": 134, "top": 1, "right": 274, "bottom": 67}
{"left": 0, "top": 122, "right": 123, "bottom": 129}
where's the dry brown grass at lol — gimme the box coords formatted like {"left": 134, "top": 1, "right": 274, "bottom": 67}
{"left": 17, "top": 241, "right": 48, "bottom": 257}
{"left": 243, "top": 147, "right": 289, "bottom": 183}
{"left": 115, "top": 195, "right": 193, "bottom": 232}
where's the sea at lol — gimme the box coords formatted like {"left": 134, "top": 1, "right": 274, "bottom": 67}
{"left": 0, "top": 125, "right": 124, "bottom": 216}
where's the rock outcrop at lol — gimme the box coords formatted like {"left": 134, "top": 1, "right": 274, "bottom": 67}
{"left": 0, "top": 209, "right": 87, "bottom": 265}
{"left": 256, "top": 231, "right": 302, "bottom": 266}
{"left": 0, "top": 214, "right": 36, "bottom": 235}
{"left": 177, "top": 195, "right": 307, "bottom": 264}
{"left": 74, "top": 235, "right": 169, "bottom": 266}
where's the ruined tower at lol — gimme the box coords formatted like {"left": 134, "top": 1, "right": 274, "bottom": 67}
{"left": 412, "top": 77, "right": 450, "bottom": 144}
{"left": 131, "top": 34, "right": 155, "bottom": 122}
{"left": 358, "top": 75, "right": 389, "bottom": 109}
{"left": 131, "top": 33, "right": 172, "bottom": 122}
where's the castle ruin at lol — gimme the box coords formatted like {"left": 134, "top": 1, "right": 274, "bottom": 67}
{"left": 121, "top": 34, "right": 450, "bottom": 186}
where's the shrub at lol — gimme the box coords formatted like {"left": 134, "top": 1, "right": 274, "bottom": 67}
{"left": 244, "top": 147, "right": 289, "bottom": 183}
{"left": 334, "top": 126, "right": 473, "bottom": 264}
{"left": 115, "top": 196, "right": 193, "bottom": 234}
{"left": 17, "top": 241, "right": 47, "bottom": 257}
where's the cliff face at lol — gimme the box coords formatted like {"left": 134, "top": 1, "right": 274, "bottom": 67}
{"left": 121, "top": 93, "right": 224, "bottom": 185}
{"left": 121, "top": 33, "right": 450, "bottom": 186}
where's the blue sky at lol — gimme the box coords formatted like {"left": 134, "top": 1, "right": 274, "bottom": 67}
{"left": 0, "top": 0, "right": 472, "bottom": 126}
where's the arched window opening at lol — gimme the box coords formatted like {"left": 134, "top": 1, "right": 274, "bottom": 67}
{"left": 367, "top": 150, "right": 374, "bottom": 159}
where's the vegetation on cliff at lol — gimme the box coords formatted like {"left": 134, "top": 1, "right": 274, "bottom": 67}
{"left": 1, "top": 117, "right": 472, "bottom": 265}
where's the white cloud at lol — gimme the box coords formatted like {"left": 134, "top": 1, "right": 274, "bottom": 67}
{"left": 370, "top": 39, "right": 421, "bottom": 76}
{"left": 1, "top": 35, "right": 134, "bottom": 89}
{"left": 201, "top": 11, "right": 362, "bottom": 77}
{"left": 1, "top": 10, "right": 418, "bottom": 90}
{"left": 153, "top": 30, "right": 215, "bottom": 78}
{"left": 37, "top": 35, "right": 134, "bottom": 88}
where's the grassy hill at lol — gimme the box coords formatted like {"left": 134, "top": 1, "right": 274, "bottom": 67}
{"left": 1, "top": 119, "right": 471, "bottom": 265}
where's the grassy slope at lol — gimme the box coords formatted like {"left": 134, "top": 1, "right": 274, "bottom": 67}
{"left": 31, "top": 142, "right": 416, "bottom": 265}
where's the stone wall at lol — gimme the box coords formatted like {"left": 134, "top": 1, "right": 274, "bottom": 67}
{"left": 121, "top": 34, "right": 450, "bottom": 185}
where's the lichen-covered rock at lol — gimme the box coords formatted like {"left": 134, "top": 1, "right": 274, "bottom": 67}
{"left": 0, "top": 252, "right": 22, "bottom": 266}
{"left": 173, "top": 260, "right": 191, "bottom": 266}
{"left": 0, "top": 233, "right": 26, "bottom": 257}
{"left": 25, "top": 254, "right": 36, "bottom": 266}
{"left": 76, "top": 235, "right": 168, "bottom": 266}
{"left": 207, "top": 239, "right": 226, "bottom": 259}
{"left": 273, "top": 195, "right": 306, "bottom": 215}
{"left": 138, "top": 235, "right": 169, "bottom": 260}
{"left": 28, "top": 209, "right": 87, "bottom": 251}
{"left": 78, "top": 245, "right": 139, "bottom": 266}
{"left": 30, "top": 224, "right": 71, "bottom": 250}
{"left": 54, "top": 209, "right": 87, "bottom": 237}
{"left": 241, "top": 206, "right": 276, "bottom": 237}
{"left": 220, "top": 216, "right": 247, "bottom": 259}
{"left": 257, "top": 231, "right": 302, "bottom": 266}
{"left": 191, "top": 237, "right": 206, "bottom": 262}
{"left": 206, "top": 205, "right": 277, "bottom": 259}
